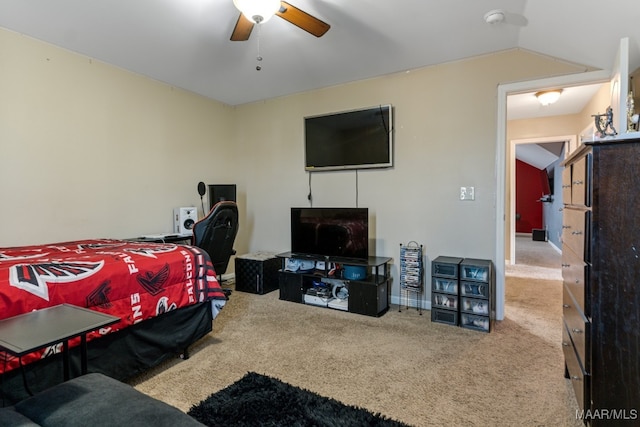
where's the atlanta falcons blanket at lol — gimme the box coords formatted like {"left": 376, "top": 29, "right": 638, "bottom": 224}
{"left": 0, "top": 239, "right": 227, "bottom": 374}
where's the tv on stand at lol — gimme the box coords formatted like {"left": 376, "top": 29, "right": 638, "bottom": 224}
{"left": 290, "top": 207, "right": 368, "bottom": 262}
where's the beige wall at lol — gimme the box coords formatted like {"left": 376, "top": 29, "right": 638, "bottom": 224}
{"left": 1, "top": 26, "right": 589, "bottom": 306}
{"left": 233, "top": 50, "right": 587, "bottom": 306}
{"left": 1, "top": 29, "right": 236, "bottom": 245}
{"left": 578, "top": 82, "right": 614, "bottom": 139}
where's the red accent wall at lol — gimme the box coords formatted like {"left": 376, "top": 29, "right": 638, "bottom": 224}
{"left": 515, "top": 159, "right": 547, "bottom": 232}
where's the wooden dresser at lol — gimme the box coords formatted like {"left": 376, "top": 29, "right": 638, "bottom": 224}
{"left": 561, "top": 136, "right": 640, "bottom": 425}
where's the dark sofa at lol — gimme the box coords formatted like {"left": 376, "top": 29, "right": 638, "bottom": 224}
{"left": 0, "top": 373, "right": 204, "bottom": 426}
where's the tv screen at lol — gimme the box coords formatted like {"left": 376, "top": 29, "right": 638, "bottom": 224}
{"left": 304, "top": 105, "right": 393, "bottom": 171}
{"left": 291, "top": 208, "right": 368, "bottom": 260}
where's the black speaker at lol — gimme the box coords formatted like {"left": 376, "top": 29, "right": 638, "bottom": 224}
{"left": 208, "top": 184, "right": 236, "bottom": 210}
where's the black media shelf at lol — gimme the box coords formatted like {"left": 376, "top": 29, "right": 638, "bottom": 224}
{"left": 276, "top": 252, "right": 392, "bottom": 317}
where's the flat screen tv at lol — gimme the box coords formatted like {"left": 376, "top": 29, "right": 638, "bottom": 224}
{"left": 304, "top": 105, "right": 393, "bottom": 171}
{"left": 291, "top": 207, "right": 368, "bottom": 260}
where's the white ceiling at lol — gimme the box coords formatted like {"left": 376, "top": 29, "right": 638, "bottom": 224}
{"left": 1, "top": 0, "right": 639, "bottom": 114}
{"left": 516, "top": 142, "right": 564, "bottom": 171}
{"left": 507, "top": 83, "right": 605, "bottom": 120}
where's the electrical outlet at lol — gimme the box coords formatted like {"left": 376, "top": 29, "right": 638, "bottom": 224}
{"left": 460, "top": 186, "right": 475, "bottom": 201}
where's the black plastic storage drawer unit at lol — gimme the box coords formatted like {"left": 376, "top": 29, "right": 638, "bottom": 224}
{"left": 431, "top": 256, "right": 463, "bottom": 326}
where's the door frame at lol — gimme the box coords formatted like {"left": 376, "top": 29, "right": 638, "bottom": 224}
{"left": 509, "top": 135, "right": 576, "bottom": 264}
{"left": 494, "top": 69, "right": 611, "bottom": 321}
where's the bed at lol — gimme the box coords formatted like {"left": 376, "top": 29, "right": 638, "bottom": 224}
{"left": 0, "top": 238, "right": 227, "bottom": 402}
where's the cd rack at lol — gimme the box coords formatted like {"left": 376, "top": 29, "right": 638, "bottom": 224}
{"left": 399, "top": 241, "right": 424, "bottom": 314}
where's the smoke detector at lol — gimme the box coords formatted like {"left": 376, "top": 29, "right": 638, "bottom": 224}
{"left": 484, "top": 9, "right": 505, "bottom": 24}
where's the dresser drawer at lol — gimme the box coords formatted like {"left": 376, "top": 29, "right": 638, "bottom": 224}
{"left": 561, "top": 246, "right": 589, "bottom": 316}
{"left": 563, "top": 322, "right": 587, "bottom": 412}
{"left": 562, "top": 166, "right": 572, "bottom": 204}
{"left": 562, "top": 208, "right": 590, "bottom": 262}
{"left": 570, "top": 153, "right": 591, "bottom": 207}
{"left": 563, "top": 285, "right": 589, "bottom": 369}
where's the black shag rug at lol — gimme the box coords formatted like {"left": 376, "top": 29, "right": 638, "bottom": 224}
{"left": 187, "top": 372, "right": 411, "bottom": 427}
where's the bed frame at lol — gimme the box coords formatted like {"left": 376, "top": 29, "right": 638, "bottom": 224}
{"left": 1, "top": 301, "right": 213, "bottom": 404}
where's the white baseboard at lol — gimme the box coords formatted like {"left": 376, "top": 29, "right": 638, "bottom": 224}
{"left": 548, "top": 240, "right": 561, "bottom": 253}
{"left": 391, "top": 294, "right": 431, "bottom": 311}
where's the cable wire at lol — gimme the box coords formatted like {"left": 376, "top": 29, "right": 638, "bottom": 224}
{"left": 308, "top": 171, "right": 313, "bottom": 207}
{"left": 355, "top": 169, "right": 359, "bottom": 207}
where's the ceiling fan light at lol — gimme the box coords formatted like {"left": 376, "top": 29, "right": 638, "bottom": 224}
{"left": 535, "top": 89, "right": 563, "bottom": 106}
{"left": 233, "top": 0, "right": 281, "bottom": 24}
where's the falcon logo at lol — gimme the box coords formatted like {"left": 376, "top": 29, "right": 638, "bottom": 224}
{"left": 0, "top": 252, "right": 48, "bottom": 262}
{"left": 136, "top": 263, "right": 170, "bottom": 296}
{"left": 87, "top": 281, "right": 112, "bottom": 308}
{"left": 156, "top": 296, "right": 177, "bottom": 315}
{"left": 9, "top": 261, "right": 104, "bottom": 301}
{"left": 126, "top": 245, "right": 177, "bottom": 259}
{"left": 78, "top": 243, "right": 125, "bottom": 251}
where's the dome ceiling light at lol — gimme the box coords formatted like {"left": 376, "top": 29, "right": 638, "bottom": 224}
{"left": 535, "top": 89, "right": 563, "bottom": 106}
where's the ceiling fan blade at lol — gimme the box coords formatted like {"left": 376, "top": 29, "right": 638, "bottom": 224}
{"left": 230, "top": 13, "right": 254, "bottom": 41}
{"left": 276, "top": 1, "right": 330, "bottom": 37}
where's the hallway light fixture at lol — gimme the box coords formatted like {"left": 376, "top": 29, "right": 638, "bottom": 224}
{"left": 233, "top": 0, "right": 281, "bottom": 24}
{"left": 535, "top": 89, "right": 563, "bottom": 106}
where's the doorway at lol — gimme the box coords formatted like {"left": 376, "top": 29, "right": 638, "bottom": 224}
{"left": 509, "top": 135, "right": 574, "bottom": 265}
{"left": 493, "top": 69, "right": 611, "bottom": 321}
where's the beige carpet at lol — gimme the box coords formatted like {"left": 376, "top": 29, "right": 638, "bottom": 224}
{"left": 130, "top": 240, "right": 581, "bottom": 426}
{"left": 506, "top": 236, "right": 562, "bottom": 281}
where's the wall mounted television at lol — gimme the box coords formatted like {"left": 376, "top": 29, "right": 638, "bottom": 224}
{"left": 304, "top": 104, "right": 393, "bottom": 171}
{"left": 290, "top": 207, "right": 368, "bottom": 260}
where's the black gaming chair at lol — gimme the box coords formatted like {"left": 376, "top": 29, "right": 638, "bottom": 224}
{"left": 192, "top": 201, "right": 238, "bottom": 280}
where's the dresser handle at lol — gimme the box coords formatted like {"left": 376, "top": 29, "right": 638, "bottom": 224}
{"left": 563, "top": 304, "right": 570, "bottom": 308}
{"left": 562, "top": 263, "right": 570, "bottom": 268}
{"left": 575, "top": 279, "right": 580, "bottom": 284}
{"left": 573, "top": 180, "right": 583, "bottom": 185}
{"left": 562, "top": 341, "right": 569, "bottom": 346}
{"left": 572, "top": 375, "right": 582, "bottom": 381}
{"left": 562, "top": 225, "right": 571, "bottom": 229}
{"left": 571, "top": 231, "right": 583, "bottom": 235}
{"left": 572, "top": 328, "right": 583, "bottom": 334}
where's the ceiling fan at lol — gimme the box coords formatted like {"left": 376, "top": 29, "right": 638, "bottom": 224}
{"left": 230, "top": 0, "right": 330, "bottom": 41}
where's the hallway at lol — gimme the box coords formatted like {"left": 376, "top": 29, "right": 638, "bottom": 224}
{"left": 506, "top": 235, "right": 561, "bottom": 280}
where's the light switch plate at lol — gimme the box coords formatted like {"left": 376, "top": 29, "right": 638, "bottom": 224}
{"left": 460, "top": 186, "right": 475, "bottom": 201}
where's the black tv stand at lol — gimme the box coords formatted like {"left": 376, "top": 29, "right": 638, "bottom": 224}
{"left": 276, "top": 252, "right": 392, "bottom": 317}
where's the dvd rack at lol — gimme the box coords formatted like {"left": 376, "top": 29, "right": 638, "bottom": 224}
{"left": 399, "top": 242, "right": 424, "bottom": 314}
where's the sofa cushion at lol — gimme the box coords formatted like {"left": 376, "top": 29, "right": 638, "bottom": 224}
{"left": 14, "top": 373, "right": 204, "bottom": 427}
{"left": 0, "top": 407, "right": 40, "bottom": 426}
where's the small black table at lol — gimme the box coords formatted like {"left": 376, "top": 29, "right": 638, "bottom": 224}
{"left": 0, "top": 304, "right": 120, "bottom": 383}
